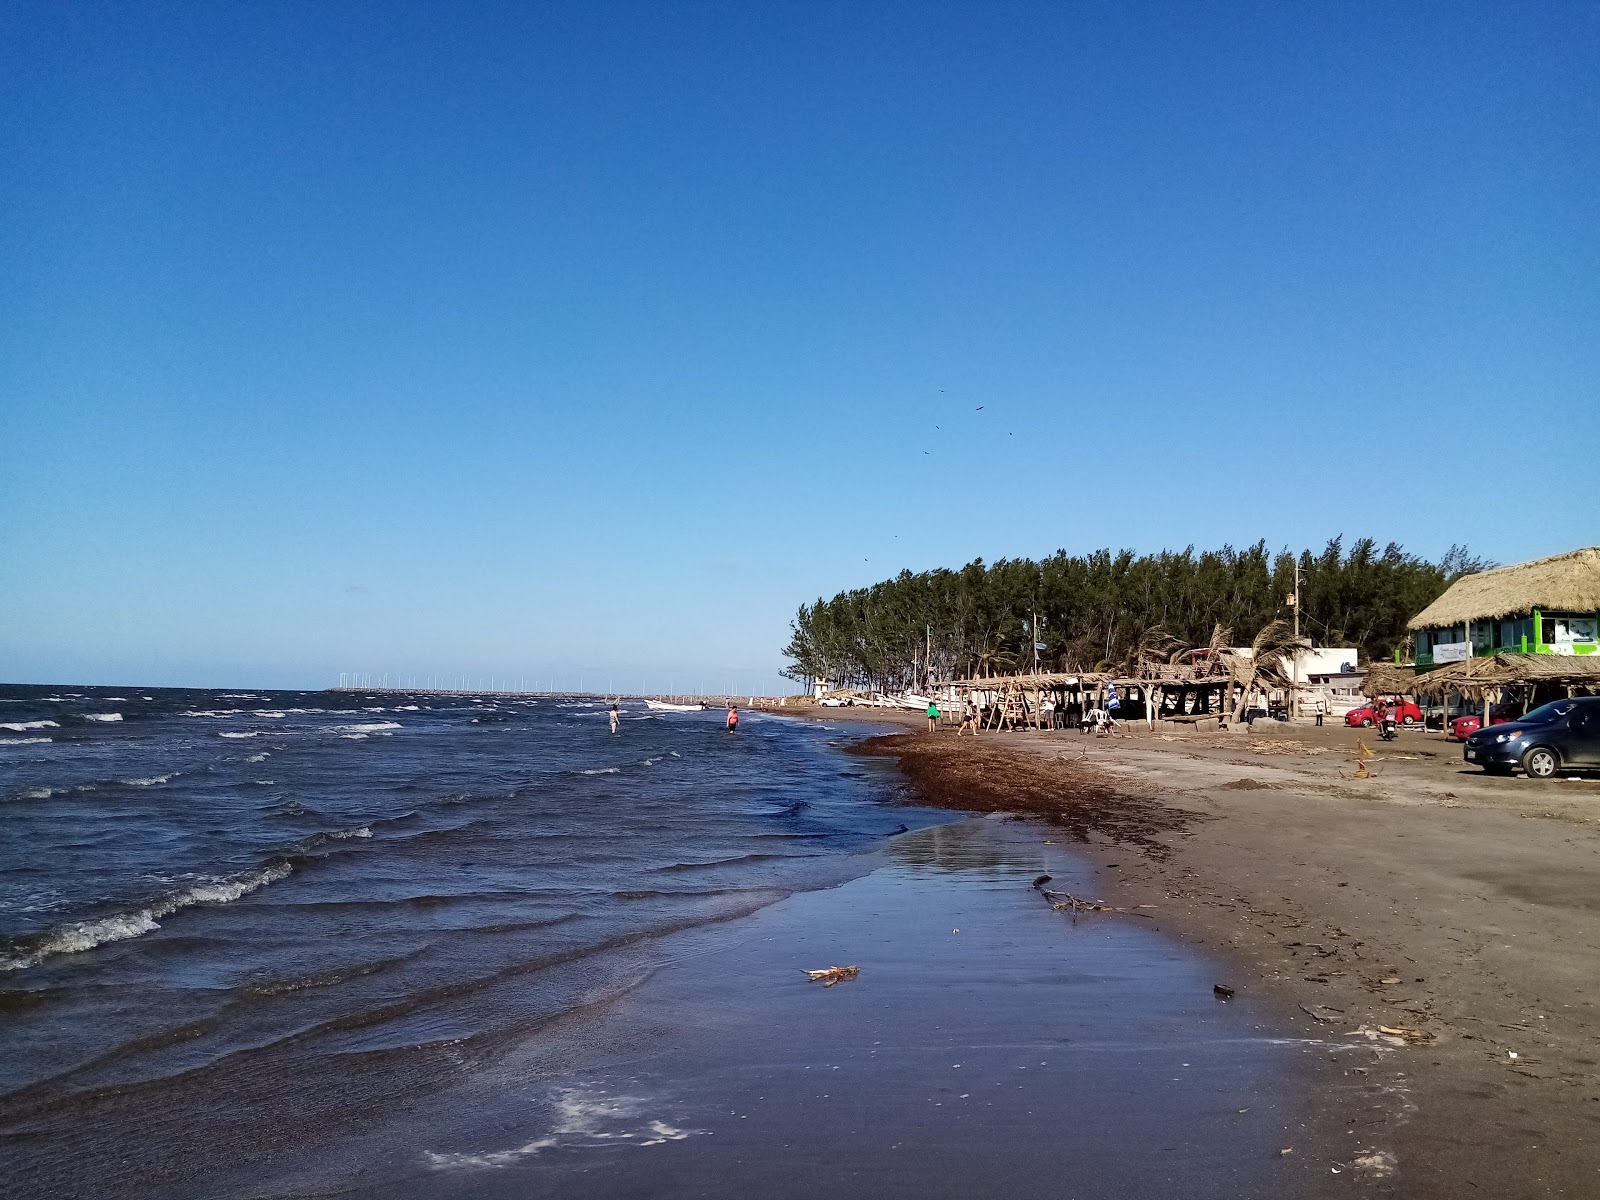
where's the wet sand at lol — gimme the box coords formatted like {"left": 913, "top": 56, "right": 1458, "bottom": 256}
{"left": 852, "top": 720, "right": 1600, "bottom": 1198}
{"left": 254, "top": 818, "right": 1354, "bottom": 1199}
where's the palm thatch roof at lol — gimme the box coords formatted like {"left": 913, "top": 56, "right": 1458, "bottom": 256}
{"left": 1408, "top": 653, "right": 1600, "bottom": 700}
{"left": 1362, "top": 663, "right": 1419, "bottom": 698}
{"left": 1407, "top": 547, "right": 1600, "bottom": 630}
{"left": 940, "top": 671, "right": 1110, "bottom": 691}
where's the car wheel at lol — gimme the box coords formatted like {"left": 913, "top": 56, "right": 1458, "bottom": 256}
{"left": 1522, "top": 746, "right": 1559, "bottom": 780}
{"left": 1402, "top": 715, "right": 1415, "bottom": 725}
{"left": 1361, "top": 717, "right": 1373, "bottom": 727}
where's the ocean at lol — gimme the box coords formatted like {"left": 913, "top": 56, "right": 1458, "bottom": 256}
{"left": 1, "top": 685, "right": 1324, "bottom": 1198}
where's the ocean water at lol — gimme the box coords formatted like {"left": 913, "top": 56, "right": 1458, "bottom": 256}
{"left": 0, "top": 685, "right": 933, "bottom": 1196}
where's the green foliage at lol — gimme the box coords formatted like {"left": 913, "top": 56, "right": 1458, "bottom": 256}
{"left": 782, "top": 538, "right": 1487, "bottom": 691}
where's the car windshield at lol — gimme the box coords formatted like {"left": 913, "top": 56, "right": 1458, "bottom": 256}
{"left": 1518, "top": 700, "right": 1576, "bottom": 724}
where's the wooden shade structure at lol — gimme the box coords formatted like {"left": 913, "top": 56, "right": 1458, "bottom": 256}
{"left": 1408, "top": 653, "right": 1600, "bottom": 702}
{"left": 1361, "top": 663, "right": 1419, "bottom": 698}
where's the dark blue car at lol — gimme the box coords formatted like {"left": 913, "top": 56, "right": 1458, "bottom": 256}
{"left": 1463, "top": 696, "right": 1600, "bottom": 778}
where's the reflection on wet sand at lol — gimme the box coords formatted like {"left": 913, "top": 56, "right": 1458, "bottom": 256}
{"left": 885, "top": 817, "right": 1049, "bottom": 875}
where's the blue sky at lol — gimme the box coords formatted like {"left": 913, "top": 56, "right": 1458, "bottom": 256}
{"left": 3, "top": 1, "right": 1596, "bottom": 692}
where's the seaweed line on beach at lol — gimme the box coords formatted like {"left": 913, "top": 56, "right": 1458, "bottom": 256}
{"left": 848, "top": 734, "right": 1205, "bottom": 859}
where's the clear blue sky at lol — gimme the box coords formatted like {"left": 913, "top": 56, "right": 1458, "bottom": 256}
{"left": 3, "top": 1, "right": 1596, "bottom": 692}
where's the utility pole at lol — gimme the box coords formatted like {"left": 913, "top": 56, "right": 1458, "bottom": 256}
{"left": 1290, "top": 557, "right": 1303, "bottom": 719}
{"left": 1292, "top": 558, "right": 1301, "bottom": 641}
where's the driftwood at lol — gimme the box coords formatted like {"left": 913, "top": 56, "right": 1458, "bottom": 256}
{"left": 803, "top": 965, "right": 859, "bottom": 987}
{"left": 1038, "top": 887, "right": 1156, "bottom": 920}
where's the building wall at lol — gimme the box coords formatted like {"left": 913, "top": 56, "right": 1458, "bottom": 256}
{"left": 1415, "top": 608, "right": 1600, "bottom": 665}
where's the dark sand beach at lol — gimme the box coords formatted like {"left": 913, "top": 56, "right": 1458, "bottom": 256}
{"left": 845, "top": 716, "right": 1600, "bottom": 1198}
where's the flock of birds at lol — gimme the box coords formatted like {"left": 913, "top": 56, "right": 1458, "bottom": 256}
{"left": 864, "top": 399, "right": 1010, "bottom": 563}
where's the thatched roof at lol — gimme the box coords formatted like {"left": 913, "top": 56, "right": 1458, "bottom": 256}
{"left": 940, "top": 672, "right": 1110, "bottom": 690}
{"left": 1362, "top": 663, "right": 1419, "bottom": 698}
{"left": 939, "top": 662, "right": 1245, "bottom": 691}
{"left": 1408, "top": 653, "right": 1600, "bottom": 700}
{"left": 1408, "top": 547, "right": 1600, "bottom": 629}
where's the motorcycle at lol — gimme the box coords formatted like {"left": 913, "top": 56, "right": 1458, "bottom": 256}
{"left": 1378, "top": 717, "right": 1398, "bottom": 742}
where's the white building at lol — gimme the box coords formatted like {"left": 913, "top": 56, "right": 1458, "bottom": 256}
{"left": 1234, "top": 644, "right": 1364, "bottom": 717}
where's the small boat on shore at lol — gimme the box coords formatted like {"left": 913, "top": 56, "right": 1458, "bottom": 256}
{"left": 645, "top": 700, "right": 705, "bottom": 712}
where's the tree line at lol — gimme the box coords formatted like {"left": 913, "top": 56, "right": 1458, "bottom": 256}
{"left": 781, "top": 538, "right": 1489, "bottom": 692}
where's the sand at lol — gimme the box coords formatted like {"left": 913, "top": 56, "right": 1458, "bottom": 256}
{"left": 847, "top": 718, "right": 1600, "bottom": 1198}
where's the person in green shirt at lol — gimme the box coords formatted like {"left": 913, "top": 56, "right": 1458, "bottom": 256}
{"left": 926, "top": 700, "right": 940, "bottom": 732}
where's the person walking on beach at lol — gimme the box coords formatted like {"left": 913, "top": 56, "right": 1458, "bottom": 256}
{"left": 926, "top": 699, "right": 940, "bottom": 732}
{"left": 957, "top": 700, "right": 975, "bottom": 736}
{"left": 609, "top": 702, "right": 620, "bottom": 735}
{"left": 726, "top": 704, "right": 739, "bottom": 733}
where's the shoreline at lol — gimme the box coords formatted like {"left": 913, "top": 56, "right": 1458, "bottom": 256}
{"left": 848, "top": 722, "right": 1600, "bottom": 1198}
{"left": 273, "top": 816, "right": 1348, "bottom": 1199}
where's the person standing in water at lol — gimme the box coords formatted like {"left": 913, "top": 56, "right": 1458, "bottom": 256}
{"left": 726, "top": 704, "right": 739, "bottom": 733}
{"left": 609, "top": 702, "right": 620, "bottom": 735}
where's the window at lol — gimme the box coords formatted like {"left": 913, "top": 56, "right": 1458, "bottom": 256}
{"left": 1555, "top": 616, "right": 1597, "bottom": 644}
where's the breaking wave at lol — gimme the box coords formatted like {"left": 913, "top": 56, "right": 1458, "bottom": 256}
{"left": 1, "top": 737, "right": 53, "bottom": 747}
{"left": 1, "top": 720, "right": 58, "bottom": 732}
{"left": 330, "top": 722, "right": 402, "bottom": 734}
{"left": 84, "top": 713, "right": 123, "bottom": 723}
{"left": 1, "top": 862, "right": 295, "bottom": 971}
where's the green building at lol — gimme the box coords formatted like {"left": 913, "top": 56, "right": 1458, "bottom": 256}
{"left": 1408, "top": 547, "right": 1600, "bottom": 668}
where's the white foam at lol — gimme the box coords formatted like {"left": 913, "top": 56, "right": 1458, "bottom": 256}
{"left": 579, "top": 767, "right": 620, "bottom": 775}
{"left": 2, "top": 861, "right": 294, "bottom": 971}
{"left": 342, "top": 733, "right": 368, "bottom": 740}
{"left": 246, "top": 753, "right": 270, "bottom": 762}
{"left": 252, "top": 710, "right": 286, "bottom": 719}
{"left": 0, "top": 737, "right": 52, "bottom": 747}
{"left": 426, "top": 1088, "right": 694, "bottom": 1170}
{"left": 220, "top": 731, "right": 265, "bottom": 738}
{"left": 330, "top": 826, "right": 372, "bottom": 839}
{"left": 84, "top": 712, "right": 123, "bottom": 722}
{"left": 183, "top": 709, "right": 248, "bottom": 718}
{"left": 120, "top": 774, "right": 174, "bottom": 786}
{"left": 330, "top": 722, "right": 401, "bottom": 734}
{"left": 1, "top": 721, "right": 58, "bottom": 732}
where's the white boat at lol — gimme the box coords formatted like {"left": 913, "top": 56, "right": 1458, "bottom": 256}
{"left": 645, "top": 700, "right": 704, "bottom": 712}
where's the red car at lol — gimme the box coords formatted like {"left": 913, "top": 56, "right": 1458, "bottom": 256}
{"left": 1346, "top": 698, "right": 1423, "bottom": 728}
{"left": 1449, "top": 705, "right": 1519, "bottom": 741}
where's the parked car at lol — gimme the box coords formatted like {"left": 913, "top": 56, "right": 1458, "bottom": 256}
{"left": 1449, "top": 704, "right": 1520, "bottom": 740}
{"left": 1463, "top": 696, "right": 1600, "bottom": 778}
{"left": 1345, "top": 698, "right": 1422, "bottom": 728}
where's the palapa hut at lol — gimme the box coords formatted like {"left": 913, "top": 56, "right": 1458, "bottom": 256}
{"left": 939, "top": 654, "right": 1255, "bottom": 732}
{"left": 1409, "top": 547, "right": 1600, "bottom": 667}
{"left": 1361, "top": 662, "right": 1419, "bottom": 700}
{"left": 1408, "top": 653, "right": 1600, "bottom": 712}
